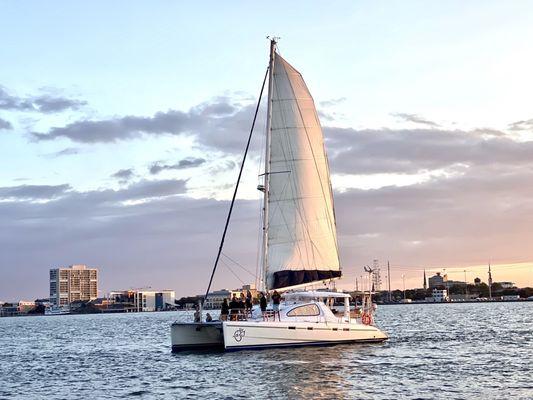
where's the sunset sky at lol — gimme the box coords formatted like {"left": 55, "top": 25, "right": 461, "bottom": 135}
{"left": 1, "top": 1, "right": 533, "bottom": 300}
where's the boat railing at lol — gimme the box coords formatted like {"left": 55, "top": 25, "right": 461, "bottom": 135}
{"left": 227, "top": 309, "right": 249, "bottom": 321}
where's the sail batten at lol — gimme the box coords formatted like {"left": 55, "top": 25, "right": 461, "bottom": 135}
{"left": 265, "top": 53, "right": 340, "bottom": 290}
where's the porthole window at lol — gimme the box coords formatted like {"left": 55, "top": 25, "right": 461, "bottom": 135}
{"left": 286, "top": 304, "right": 320, "bottom": 317}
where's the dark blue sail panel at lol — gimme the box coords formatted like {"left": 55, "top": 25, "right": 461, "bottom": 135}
{"left": 272, "top": 270, "right": 342, "bottom": 289}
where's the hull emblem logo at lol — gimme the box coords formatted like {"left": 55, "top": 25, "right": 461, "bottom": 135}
{"left": 233, "top": 328, "right": 246, "bottom": 342}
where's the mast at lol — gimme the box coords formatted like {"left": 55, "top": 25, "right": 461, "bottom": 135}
{"left": 260, "top": 38, "right": 276, "bottom": 292}
{"left": 387, "top": 261, "right": 391, "bottom": 302}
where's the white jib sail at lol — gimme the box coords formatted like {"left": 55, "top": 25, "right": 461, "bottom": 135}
{"left": 265, "top": 53, "right": 340, "bottom": 290}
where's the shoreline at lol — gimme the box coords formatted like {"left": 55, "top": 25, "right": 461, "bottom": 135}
{"left": 379, "top": 298, "right": 532, "bottom": 305}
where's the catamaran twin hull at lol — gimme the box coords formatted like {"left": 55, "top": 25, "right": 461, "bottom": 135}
{"left": 171, "top": 321, "right": 387, "bottom": 352}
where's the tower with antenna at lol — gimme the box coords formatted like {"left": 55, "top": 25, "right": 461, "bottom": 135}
{"left": 372, "top": 259, "right": 382, "bottom": 292}
{"left": 387, "top": 261, "right": 391, "bottom": 302}
{"left": 488, "top": 263, "right": 493, "bottom": 300}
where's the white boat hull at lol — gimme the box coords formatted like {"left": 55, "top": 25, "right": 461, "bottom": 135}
{"left": 222, "top": 321, "right": 388, "bottom": 351}
{"left": 171, "top": 322, "right": 224, "bottom": 352}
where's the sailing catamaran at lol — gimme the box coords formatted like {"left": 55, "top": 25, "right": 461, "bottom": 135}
{"left": 171, "top": 38, "right": 388, "bottom": 351}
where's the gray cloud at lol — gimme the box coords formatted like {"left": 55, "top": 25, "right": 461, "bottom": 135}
{"left": 391, "top": 113, "right": 440, "bottom": 127}
{"left": 317, "top": 110, "right": 335, "bottom": 122}
{"left": 319, "top": 97, "right": 347, "bottom": 107}
{"left": 0, "top": 184, "right": 71, "bottom": 200}
{"left": 104, "top": 179, "right": 187, "bottom": 202}
{"left": 508, "top": 118, "right": 533, "bottom": 131}
{"left": 208, "top": 159, "right": 238, "bottom": 174}
{"left": 33, "top": 95, "right": 86, "bottom": 113}
{"left": 0, "top": 179, "right": 185, "bottom": 205}
{"left": 50, "top": 147, "right": 80, "bottom": 157}
{"left": 334, "top": 163, "right": 533, "bottom": 270}
{"left": 325, "top": 127, "right": 533, "bottom": 174}
{"left": 2, "top": 161, "right": 533, "bottom": 300}
{"left": 111, "top": 168, "right": 135, "bottom": 183}
{"left": 31, "top": 97, "right": 258, "bottom": 153}
{"left": 5, "top": 88, "right": 533, "bottom": 299}
{"left": 0, "top": 179, "right": 243, "bottom": 300}
{"left": 149, "top": 158, "right": 206, "bottom": 174}
{"left": 0, "top": 117, "right": 12, "bottom": 130}
{"left": 0, "top": 86, "right": 86, "bottom": 113}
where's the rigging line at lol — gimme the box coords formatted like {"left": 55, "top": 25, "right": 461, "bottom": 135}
{"left": 262, "top": 171, "right": 290, "bottom": 238}
{"left": 221, "top": 259, "right": 246, "bottom": 285}
{"left": 283, "top": 63, "right": 340, "bottom": 266}
{"left": 200, "top": 66, "right": 269, "bottom": 309}
{"left": 221, "top": 252, "right": 257, "bottom": 278}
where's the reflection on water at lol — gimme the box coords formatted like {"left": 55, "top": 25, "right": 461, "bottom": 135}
{"left": 0, "top": 302, "right": 532, "bottom": 399}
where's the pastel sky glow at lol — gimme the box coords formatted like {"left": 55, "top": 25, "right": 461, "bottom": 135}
{"left": 1, "top": 1, "right": 533, "bottom": 300}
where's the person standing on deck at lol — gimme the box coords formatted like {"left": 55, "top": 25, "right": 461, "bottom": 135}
{"left": 259, "top": 292, "right": 267, "bottom": 320}
{"left": 193, "top": 305, "right": 201, "bottom": 323}
{"left": 245, "top": 290, "right": 253, "bottom": 316}
{"left": 237, "top": 294, "right": 246, "bottom": 320}
{"left": 220, "top": 298, "right": 229, "bottom": 321}
{"left": 271, "top": 290, "right": 281, "bottom": 321}
{"left": 229, "top": 295, "right": 239, "bottom": 321}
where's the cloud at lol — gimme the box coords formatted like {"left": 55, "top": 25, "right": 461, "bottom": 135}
{"left": 111, "top": 168, "right": 135, "bottom": 183}
{"left": 50, "top": 147, "right": 80, "bottom": 157}
{"left": 0, "top": 179, "right": 246, "bottom": 300}
{"left": 208, "top": 159, "right": 237, "bottom": 174}
{"left": 0, "top": 117, "right": 12, "bottom": 130}
{"left": 32, "top": 111, "right": 191, "bottom": 143}
{"left": 2, "top": 160, "right": 533, "bottom": 300}
{"left": 325, "top": 127, "right": 533, "bottom": 174}
{"left": 32, "top": 95, "right": 86, "bottom": 113}
{"left": 0, "top": 179, "right": 186, "bottom": 204}
{"left": 149, "top": 158, "right": 206, "bottom": 174}
{"left": 317, "top": 110, "right": 335, "bottom": 122}
{"left": 391, "top": 113, "right": 440, "bottom": 127}
{"left": 508, "top": 118, "right": 533, "bottom": 131}
{"left": 0, "top": 85, "right": 86, "bottom": 113}
{"left": 31, "top": 97, "right": 258, "bottom": 153}
{"left": 106, "top": 179, "right": 187, "bottom": 202}
{"left": 0, "top": 184, "right": 71, "bottom": 200}
{"left": 319, "top": 97, "right": 347, "bottom": 107}
{"left": 333, "top": 164, "right": 533, "bottom": 270}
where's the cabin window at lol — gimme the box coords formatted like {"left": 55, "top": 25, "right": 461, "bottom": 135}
{"left": 286, "top": 304, "right": 320, "bottom": 317}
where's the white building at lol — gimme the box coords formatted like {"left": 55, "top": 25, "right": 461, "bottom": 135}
{"left": 497, "top": 281, "right": 515, "bottom": 289}
{"left": 431, "top": 288, "right": 449, "bottom": 302}
{"left": 204, "top": 289, "right": 231, "bottom": 309}
{"left": 109, "top": 289, "right": 175, "bottom": 312}
{"left": 18, "top": 301, "right": 36, "bottom": 312}
{"left": 230, "top": 284, "right": 258, "bottom": 301}
{"left": 49, "top": 264, "right": 98, "bottom": 306}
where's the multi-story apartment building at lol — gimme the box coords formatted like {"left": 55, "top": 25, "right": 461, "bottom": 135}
{"left": 49, "top": 264, "right": 98, "bottom": 306}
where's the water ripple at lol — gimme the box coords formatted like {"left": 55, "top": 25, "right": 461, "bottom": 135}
{"left": 0, "top": 302, "right": 532, "bottom": 399}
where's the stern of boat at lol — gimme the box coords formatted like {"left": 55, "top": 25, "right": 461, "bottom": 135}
{"left": 170, "top": 322, "right": 224, "bottom": 352}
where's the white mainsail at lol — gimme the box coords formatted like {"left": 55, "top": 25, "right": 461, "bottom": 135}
{"left": 265, "top": 52, "right": 340, "bottom": 290}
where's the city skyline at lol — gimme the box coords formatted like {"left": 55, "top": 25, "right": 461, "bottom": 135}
{"left": 1, "top": 260, "right": 529, "bottom": 302}
{"left": 2, "top": 1, "right": 533, "bottom": 299}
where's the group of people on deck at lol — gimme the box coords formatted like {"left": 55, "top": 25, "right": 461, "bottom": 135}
{"left": 216, "top": 290, "right": 281, "bottom": 321}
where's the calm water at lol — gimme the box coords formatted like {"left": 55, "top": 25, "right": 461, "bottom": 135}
{"left": 0, "top": 302, "right": 531, "bottom": 399}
